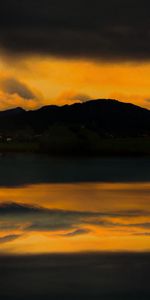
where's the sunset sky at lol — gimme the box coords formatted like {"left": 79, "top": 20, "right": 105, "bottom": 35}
{"left": 0, "top": 1, "right": 150, "bottom": 255}
{"left": 0, "top": 0, "right": 150, "bottom": 300}
{"left": 0, "top": 3, "right": 150, "bottom": 299}
{"left": 0, "top": 1, "right": 150, "bottom": 110}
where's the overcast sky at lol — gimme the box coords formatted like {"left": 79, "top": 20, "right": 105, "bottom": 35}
{"left": 0, "top": 1, "right": 150, "bottom": 110}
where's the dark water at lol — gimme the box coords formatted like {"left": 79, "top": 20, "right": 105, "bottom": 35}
{"left": 0, "top": 154, "right": 149, "bottom": 186}
{"left": 1, "top": 253, "right": 150, "bottom": 300}
{"left": 0, "top": 154, "right": 149, "bottom": 299}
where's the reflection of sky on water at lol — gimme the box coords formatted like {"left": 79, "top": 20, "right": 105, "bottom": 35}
{"left": 0, "top": 155, "right": 149, "bottom": 254}
{"left": 0, "top": 180, "right": 149, "bottom": 254}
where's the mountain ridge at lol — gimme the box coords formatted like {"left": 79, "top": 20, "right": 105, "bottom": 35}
{"left": 0, "top": 99, "right": 149, "bottom": 138}
{"left": 0, "top": 98, "right": 149, "bottom": 113}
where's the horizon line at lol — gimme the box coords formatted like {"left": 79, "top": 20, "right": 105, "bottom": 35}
{"left": 0, "top": 98, "right": 149, "bottom": 113}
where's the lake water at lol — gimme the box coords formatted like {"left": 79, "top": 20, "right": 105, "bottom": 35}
{"left": 0, "top": 154, "right": 150, "bottom": 254}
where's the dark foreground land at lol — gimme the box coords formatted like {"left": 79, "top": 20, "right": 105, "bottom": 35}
{"left": 0, "top": 99, "right": 149, "bottom": 156}
{"left": 0, "top": 136, "right": 150, "bottom": 156}
{"left": 0, "top": 253, "right": 150, "bottom": 300}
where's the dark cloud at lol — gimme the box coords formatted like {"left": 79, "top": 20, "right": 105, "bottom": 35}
{"left": 133, "top": 222, "right": 150, "bottom": 229}
{"left": 0, "top": 202, "right": 150, "bottom": 235}
{"left": 1, "top": 202, "right": 150, "bottom": 218}
{"left": 0, "top": 202, "right": 42, "bottom": 214}
{"left": 134, "top": 232, "right": 150, "bottom": 236}
{"left": 0, "top": 78, "right": 36, "bottom": 99}
{"left": 58, "top": 228, "right": 91, "bottom": 237}
{"left": 0, "top": 0, "right": 150, "bottom": 61}
{"left": 0, "top": 234, "right": 21, "bottom": 243}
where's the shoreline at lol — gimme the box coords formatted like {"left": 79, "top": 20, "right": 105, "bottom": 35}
{"left": 0, "top": 137, "right": 149, "bottom": 157}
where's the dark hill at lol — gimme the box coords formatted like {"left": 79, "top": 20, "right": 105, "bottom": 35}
{"left": 0, "top": 99, "right": 149, "bottom": 137}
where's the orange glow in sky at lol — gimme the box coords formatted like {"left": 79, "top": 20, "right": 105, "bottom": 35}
{"left": 0, "top": 53, "right": 150, "bottom": 254}
{"left": 0, "top": 55, "right": 150, "bottom": 110}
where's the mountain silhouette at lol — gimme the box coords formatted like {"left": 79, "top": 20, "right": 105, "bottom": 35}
{"left": 0, "top": 99, "right": 149, "bottom": 137}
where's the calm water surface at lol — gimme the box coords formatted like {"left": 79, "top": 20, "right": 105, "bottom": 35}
{"left": 0, "top": 154, "right": 149, "bottom": 254}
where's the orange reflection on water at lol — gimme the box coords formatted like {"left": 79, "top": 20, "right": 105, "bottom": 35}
{"left": 0, "top": 182, "right": 149, "bottom": 254}
{"left": 0, "top": 182, "right": 149, "bottom": 211}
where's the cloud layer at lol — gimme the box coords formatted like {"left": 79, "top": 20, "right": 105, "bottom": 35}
{"left": 0, "top": 202, "right": 150, "bottom": 241}
{"left": 0, "top": 78, "right": 36, "bottom": 100}
{"left": 0, "top": 234, "right": 21, "bottom": 244}
{"left": 0, "top": 0, "right": 150, "bottom": 61}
